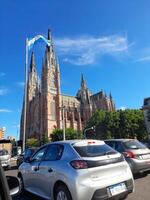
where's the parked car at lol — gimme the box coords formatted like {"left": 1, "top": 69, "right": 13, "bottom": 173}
{"left": 17, "top": 147, "right": 38, "bottom": 167}
{"left": 0, "top": 163, "right": 20, "bottom": 199}
{"left": 105, "top": 139, "right": 150, "bottom": 174}
{"left": 18, "top": 140, "right": 134, "bottom": 200}
{"left": 0, "top": 149, "right": 11, "bottom": 169}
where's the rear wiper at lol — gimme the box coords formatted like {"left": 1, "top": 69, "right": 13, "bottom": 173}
{"left": 100, "top": 151, "right": 116, "bottom": 156}
{"left": 105, "top": 151, "right": 116, "bottom": 155}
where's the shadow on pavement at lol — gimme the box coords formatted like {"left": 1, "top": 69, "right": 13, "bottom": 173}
{"left": 12, "top": 191, "right": 45, "bottom": 200}
{"left": 133, "top": 172, "right": 149, "bottom": 180}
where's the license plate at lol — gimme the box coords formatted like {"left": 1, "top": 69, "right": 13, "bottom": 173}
{"left": 109, "top": 183, "right": 126, "bottom": 196}
{"left": 142, "top": 154, "right": 150, "bottom": 159}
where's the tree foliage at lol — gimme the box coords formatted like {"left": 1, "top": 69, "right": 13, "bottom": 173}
{"left": 51, "top": 128, "right": 83, "bottom": 142}
{"left": 40, "top": 134, "right": 50, "bottom": 145}
{"left": 26, "top": 138, "right": 39, "bottom": 148}
{"left": 86, "top": 109, "right": 147, "bottom": 140}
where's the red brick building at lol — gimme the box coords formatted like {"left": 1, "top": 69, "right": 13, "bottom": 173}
{"left": 20, "top": 30, "right": 115, "bottom": 140}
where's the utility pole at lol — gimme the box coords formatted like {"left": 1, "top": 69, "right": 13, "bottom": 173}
{"left": 60, "top": 106, "right": 66, "bottom": 140}
{"left": 22, "top": 38, "right": 28, "bottom": 152}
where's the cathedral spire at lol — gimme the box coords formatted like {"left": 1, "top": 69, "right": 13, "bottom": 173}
{"left": 81, "top": 74, "right": 86, "bottom": 89}
{"left": 47, "top": 29, "right": 52, "bottom": 52}
{"left": 30, "top": 52, "right": 36, "bottom": 72}
{"left": 56, "top": 57, "right": 60, "bottom": 73}
{"left": 48, "top": 29, "right": 52, "bottom": 41}
{"left": 109, "top": 92, "right": 112, "bottom": 99}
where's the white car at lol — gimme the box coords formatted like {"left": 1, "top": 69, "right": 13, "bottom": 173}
{"left": 18, "top": 140, "right": 134, "bottom": 200}
{"left": 0, "top": 149, "right": 11, "bottom": 169}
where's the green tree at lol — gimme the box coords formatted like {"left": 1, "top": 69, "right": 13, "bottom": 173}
{"left": 40, "top": 134, "right": 50, "bottom": 145}
{"left": 51, "top": 128, "right": 83, "bottom": 142}
{"left": 86, "top": 109, "right": 147, "bottom": 140}
{"left": 26, "top": 138, "right": 39, "bottom": 148}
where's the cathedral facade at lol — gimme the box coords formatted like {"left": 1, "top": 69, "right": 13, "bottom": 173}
{"left": 20, "top": 30, "right": 115, "bottom": 140}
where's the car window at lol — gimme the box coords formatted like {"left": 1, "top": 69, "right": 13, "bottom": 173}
{"left": 73, "top": 144, "right": 117, "bottom": 157}
{"left": 43, "top": 144, "right": 64, "bottom": 161}
{"left": 105, "top": 141, "right": 116, "bottom": 149}
{"left": 31, "top": 147, "right": 47, "bottom": 162}
{"left": 115, "top": 142, "right": 124, "bottom": 152}
{"left": 123, "top": 140, "right": 146, "bottom": 149}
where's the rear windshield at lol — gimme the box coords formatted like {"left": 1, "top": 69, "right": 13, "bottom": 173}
{"left": 73, "top": 144, "right": 117, "bottom": 157}
{"left": 123, "top": 140, "right": 146, "bottom": 149}
{"left": 0, "top": 149, "right": 8, "bottom": 156}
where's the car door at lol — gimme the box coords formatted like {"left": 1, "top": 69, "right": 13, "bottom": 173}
{"left": 24, "top": 146, "right": 47, "bottom": 193}
{"left": 36, "top": 144, "right": 64, "bottom": 199}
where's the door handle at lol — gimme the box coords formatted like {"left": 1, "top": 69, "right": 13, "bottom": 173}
{"left": 48, "top": 168, "right": 53, "bottom": 173}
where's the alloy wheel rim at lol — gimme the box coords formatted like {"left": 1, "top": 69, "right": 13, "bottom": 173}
{"left": 56, "top": 191, "right": 68, "bottom": 200}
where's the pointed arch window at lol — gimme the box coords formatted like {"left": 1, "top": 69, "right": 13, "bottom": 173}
{"left": 50, "top": 101, "right": 56, "bottom": 120}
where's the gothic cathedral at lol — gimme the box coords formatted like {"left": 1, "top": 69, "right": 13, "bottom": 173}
{"left": 20, "top": 30, "right": 115, "bottom": 140}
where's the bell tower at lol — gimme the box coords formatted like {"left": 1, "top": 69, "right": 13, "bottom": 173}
{"left": 41, "top": 30, "right": 61, "bottom": 137}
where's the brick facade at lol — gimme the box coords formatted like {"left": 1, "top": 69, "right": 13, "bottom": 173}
{"left": 20, "top": 30, "right": 115, "bottom": 140}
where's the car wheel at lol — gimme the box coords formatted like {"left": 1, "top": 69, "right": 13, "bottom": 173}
{"left": 19, "top": 175, "right": 25, "bottom": 194}
{"left": 55, "top": 184, "right": 72, "bottom": 200}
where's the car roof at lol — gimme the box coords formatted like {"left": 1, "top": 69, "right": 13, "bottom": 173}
{"left": 44, "top": 139, "right": 105, "bottom": 146}
{"left": 104, "top": 139, "right": 135, "bottom": 142}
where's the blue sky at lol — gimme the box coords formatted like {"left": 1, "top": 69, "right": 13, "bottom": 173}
{"left": 1, "top": 0, "right": 150, "bottom": 139}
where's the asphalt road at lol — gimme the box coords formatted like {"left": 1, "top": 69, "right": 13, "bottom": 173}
{"left": 5, "top": 168, "right": 150, "bottom": 200}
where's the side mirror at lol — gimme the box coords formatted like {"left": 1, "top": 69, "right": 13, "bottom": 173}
{"left": 6, "top": 176, "right": 20, "bottom": 196}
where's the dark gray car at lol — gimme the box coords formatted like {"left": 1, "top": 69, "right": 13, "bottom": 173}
{"left": 105, "top": 139, "right": 150, "bottom": 174}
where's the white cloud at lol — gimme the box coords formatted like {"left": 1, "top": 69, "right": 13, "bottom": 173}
{"left": 16, "top": 82, "right": 25, "bottom": 87}
{"left": 0, "top": 88, "right": 8, "bottom": 96}
{"left": 119, "top": 106, "right": 126, "bottom": 110}
{"left": 0, "top": 109, "right": 13, "bottom": 113}
{"left": 136, "top": 56, "right": 150, "bottom": 62}
{"left": 0, "top": 73, "right": 6, "bottom": 77}
{"left": 55, "top": 35, "right": 130, "bottom": 65}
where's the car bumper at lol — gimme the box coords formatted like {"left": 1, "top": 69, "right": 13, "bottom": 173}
{"left": 71, "top": 178, "right": 134, "bottom": 200}
{"left": 91, "top": 179, "right": 133, "bottom": 200}
{"left": 127, "top": 158, "right": 150, "bottom": 174}
{"left": 1, "top": 160, "right": 11, "bottom": 167}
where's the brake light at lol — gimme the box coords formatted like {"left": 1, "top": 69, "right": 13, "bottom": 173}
{"left": 88, "top": 141, "right": 95, "bottom": 144}
{"left": 123, "top": 151, "right": 136, "bottom": 158}
{"left": 70, "top": 160, "right": 88, "bottom": 169}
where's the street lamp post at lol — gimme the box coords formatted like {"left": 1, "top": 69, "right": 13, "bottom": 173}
{"left": 84, "top": 126, "right": 95, "bottom": 139}
{"left": 59, "top": 106, "right": 66, "bottom": 141}
{"left": 62, "top": 107, "right": 66, "bottom": 141}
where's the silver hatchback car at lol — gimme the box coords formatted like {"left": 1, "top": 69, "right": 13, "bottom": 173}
{"left": 105, "top": 139, "right": 150, "bottom": 174}
{"left": 18, "top": 140, "right": 134, "bottom": 200}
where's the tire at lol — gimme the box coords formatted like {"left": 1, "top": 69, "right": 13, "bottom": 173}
{"left": 54, "top": 184, "right": 72, "bottom": 200}
{"left": 19, "top": 175, "right": 25, "bottom": 194}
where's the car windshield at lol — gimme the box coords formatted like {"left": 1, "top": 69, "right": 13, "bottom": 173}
{"left": 73, "top": 144, "right": 117, "bottom": 157}
{"left": 123, "top": 140, "right": 146, "bottom": 149}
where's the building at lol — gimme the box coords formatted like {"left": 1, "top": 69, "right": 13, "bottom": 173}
{"left": 20, "top": 30, "right": 115, "bottom": 140}
{"left": 7, "top": 136, "right": 16, "bottom": 141}
{"left": 142, "top": 97, "right": 150, "bottom": 138}
{"left": 0, "top": 127, "right": 5, "bottom": 139}
{"left": 0, "top": 139, "right": 12, "bottom": 155}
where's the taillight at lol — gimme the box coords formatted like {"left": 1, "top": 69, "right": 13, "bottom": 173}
{"left": 123, "top": 151, "right": 136, "bottom": 158}
{"left": 70, "top": 160, "right": 88, "bottom": 169}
